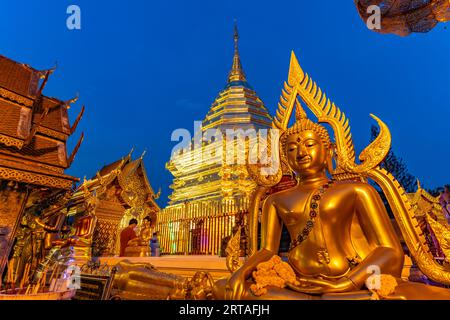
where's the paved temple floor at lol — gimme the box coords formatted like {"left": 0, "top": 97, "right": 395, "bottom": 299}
{"left": 98, "top": 255, "right": 233, "bottom": 280}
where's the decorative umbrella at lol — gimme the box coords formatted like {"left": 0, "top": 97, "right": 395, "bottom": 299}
{"left": 355, "top": 0, "right": 450, "bottom": 36}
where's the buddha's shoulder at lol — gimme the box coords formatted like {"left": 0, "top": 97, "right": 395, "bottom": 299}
{"left": 331, "top": 180, "right": 378, "bottom": 194}
{"left": 264, "top": 186, "right": 299, "bottom": 203}
{"left": 264, "top": 180, "right": 377, "bottom": 204}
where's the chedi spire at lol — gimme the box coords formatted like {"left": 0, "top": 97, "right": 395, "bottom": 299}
{"left": 227, "top": 23, "right": 246, "bottom": 83}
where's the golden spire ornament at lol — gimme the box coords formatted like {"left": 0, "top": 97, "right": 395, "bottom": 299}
{"left": 227, "top": 23, "right": 246, "bottom": 83}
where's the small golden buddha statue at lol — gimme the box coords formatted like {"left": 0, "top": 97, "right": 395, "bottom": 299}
{"left": 50, "top": 197, "right": 98, "bottom": 249}
{"left": 124, "top": 216, "right": 153, "bottom": 257}
{"left": 140, "top": 216, "right": 154, "bottom": 244}
{"left": 49, "top": 196, "right": 98, "bottom": 264}
{"left": 51, "top": 215, "right": 97, "bottom": 248}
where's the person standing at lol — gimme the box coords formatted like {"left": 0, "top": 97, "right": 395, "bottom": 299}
{"left": 150, "top": 232, "right": 160, "bottom": 257}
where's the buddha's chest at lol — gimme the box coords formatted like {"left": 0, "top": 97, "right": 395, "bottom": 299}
{"left": 277, "top": 191, "right": 353, "bottom": 228}
{"left": 278, "top": 190, "right": 356, "bottom": 278}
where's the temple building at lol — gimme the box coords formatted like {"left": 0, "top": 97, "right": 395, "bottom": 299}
{"left": 0, "top": 54, "right": 83, "bottom": 280}
{"left": 156, "top": 27, "right": 272, "bottom": 255}
{"left": 66, "top": 151, "right": 160, "bottom": 263}
{"left": 407, "top": 182, "right": 448, "bottom": 262}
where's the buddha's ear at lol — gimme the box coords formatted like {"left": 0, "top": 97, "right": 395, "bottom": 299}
{"left": 326, "top": 143, "right": 335, "bottom": 174}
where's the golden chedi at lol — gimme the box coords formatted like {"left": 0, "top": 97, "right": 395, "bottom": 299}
{"left": 159, "top": 25, "right": 273, "bottom": 256}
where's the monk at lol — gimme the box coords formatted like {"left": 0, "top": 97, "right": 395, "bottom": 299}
{"left": 120, "top": 219, "right": 139, "bottom": 257}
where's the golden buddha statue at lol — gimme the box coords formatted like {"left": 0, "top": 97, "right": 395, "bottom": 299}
{"left": 215, "top": 112, "right": 403, "bottom": 299}
{"left": 48, "top": 195, "right": 98, "bottom": 264}
{"left": 50, "top": 195, "right": 98, "bottom": 249}
{"left": 140, "top": 216, "right": 154, "bottom": 244}
{"left": 51, "top": 215, "right": 97, "bottom": 248}
{"left": 213, "top": 52, "right": 450, "bottom": 300}
{"left": 124, "top": 216, "right": 153, "bottom": 257}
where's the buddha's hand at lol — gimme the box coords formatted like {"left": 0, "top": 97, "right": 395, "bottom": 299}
{"left": 225, "top": 271, "right": 246, "bottom": 300}
{"left": 291, "top": 277, "right": 357, "bottom": 294}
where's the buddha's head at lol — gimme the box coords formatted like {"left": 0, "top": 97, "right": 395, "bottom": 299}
{"left": 281, "top": 107, "right": 333, "bottom": 179}
{"left": 143, "top": 216, "right": 151, "bottom": 228}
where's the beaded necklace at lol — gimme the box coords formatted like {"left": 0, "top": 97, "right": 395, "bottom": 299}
{"left": 289, "top": 179, "right": 334, "bottom": 251}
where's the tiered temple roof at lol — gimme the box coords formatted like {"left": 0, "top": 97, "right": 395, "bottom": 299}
{"left": 72, "top": 151, "right": 160, "bottom": 213}
{"left": 68, "top": 151, "right": 161, "bottom": 256}
{"left": 0, "top": 55, "right": 83, "bottom": 189}
{"left": 0, "top": 54, "right": 83, "bottom": 279}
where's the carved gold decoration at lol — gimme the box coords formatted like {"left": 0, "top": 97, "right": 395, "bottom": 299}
{"left": 408, "top": 180, "right": 448, "bottom": 223}
{"left": 93, "top": 219, "right": 119, "bottom": 256}
{"left": 118, "top": 161, "right": 148, "bottom": 209}
{"left": 269, "top": 52, "right": 391, "bottom": 180}
{"left": 0, "top": 88, "right": 34, "bottom": 107}
{"left": 0, "top": 167, "right": 73, "bottom": 189}
{"left": 225, "top": 226, "right": 242, "bottom": 272}
{"left": 37, "top": 126, "right": 68, "bottom": 142}
{"left": 368, "top": 167, "right": 450, "bottom": 284}
{"left": 0, "top": 154, "right": 66, "bottom": 175}
{"left": 0, "top": 134, "right": 24, "bottom": 149}
{"left": 247, "top": 133, "right": 284, "bottom": 187}
{"left": 426, "top": 214, "right": 450, "bottom": 264}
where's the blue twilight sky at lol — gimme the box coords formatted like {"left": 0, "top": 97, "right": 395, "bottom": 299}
{"left": 1, "top": 1, "right": 449, "bottom": 206}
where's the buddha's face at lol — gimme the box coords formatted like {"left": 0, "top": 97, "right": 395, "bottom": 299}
{"left": 285, "top": 130, "right": 327, "bottom": 178}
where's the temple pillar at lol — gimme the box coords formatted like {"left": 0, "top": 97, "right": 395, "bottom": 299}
{"left": 92, "top": 201, "right": 125, "bottom": 256}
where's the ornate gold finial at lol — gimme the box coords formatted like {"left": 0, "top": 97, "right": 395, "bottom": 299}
{"left": 227, "top": 22, "right": 246, "bottom": 83}
{"left": 282, "top": 100, "right": 331, "bottom": 151}
{"left": 127, "top": 147, "right": 135, "bottom": 160}
{"left": 154, "top": 187, "right": 161, "bottom": 200}
{"left": 64, "top": 92, "right": 79, "bottom": 109}
{"left": 295, "top": 100, "right": 307, "bottom": 121}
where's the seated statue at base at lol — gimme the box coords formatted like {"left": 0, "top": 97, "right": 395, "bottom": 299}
{"left": 122, "top": 216, "right": 153, "bottom": 257}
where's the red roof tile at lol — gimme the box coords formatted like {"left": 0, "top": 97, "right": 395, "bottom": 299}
{"left": 0, "top": 55, "right": 40, "bottom": 98}
{"left": 0, "top": 99, "right": 30, "bottom": 139}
